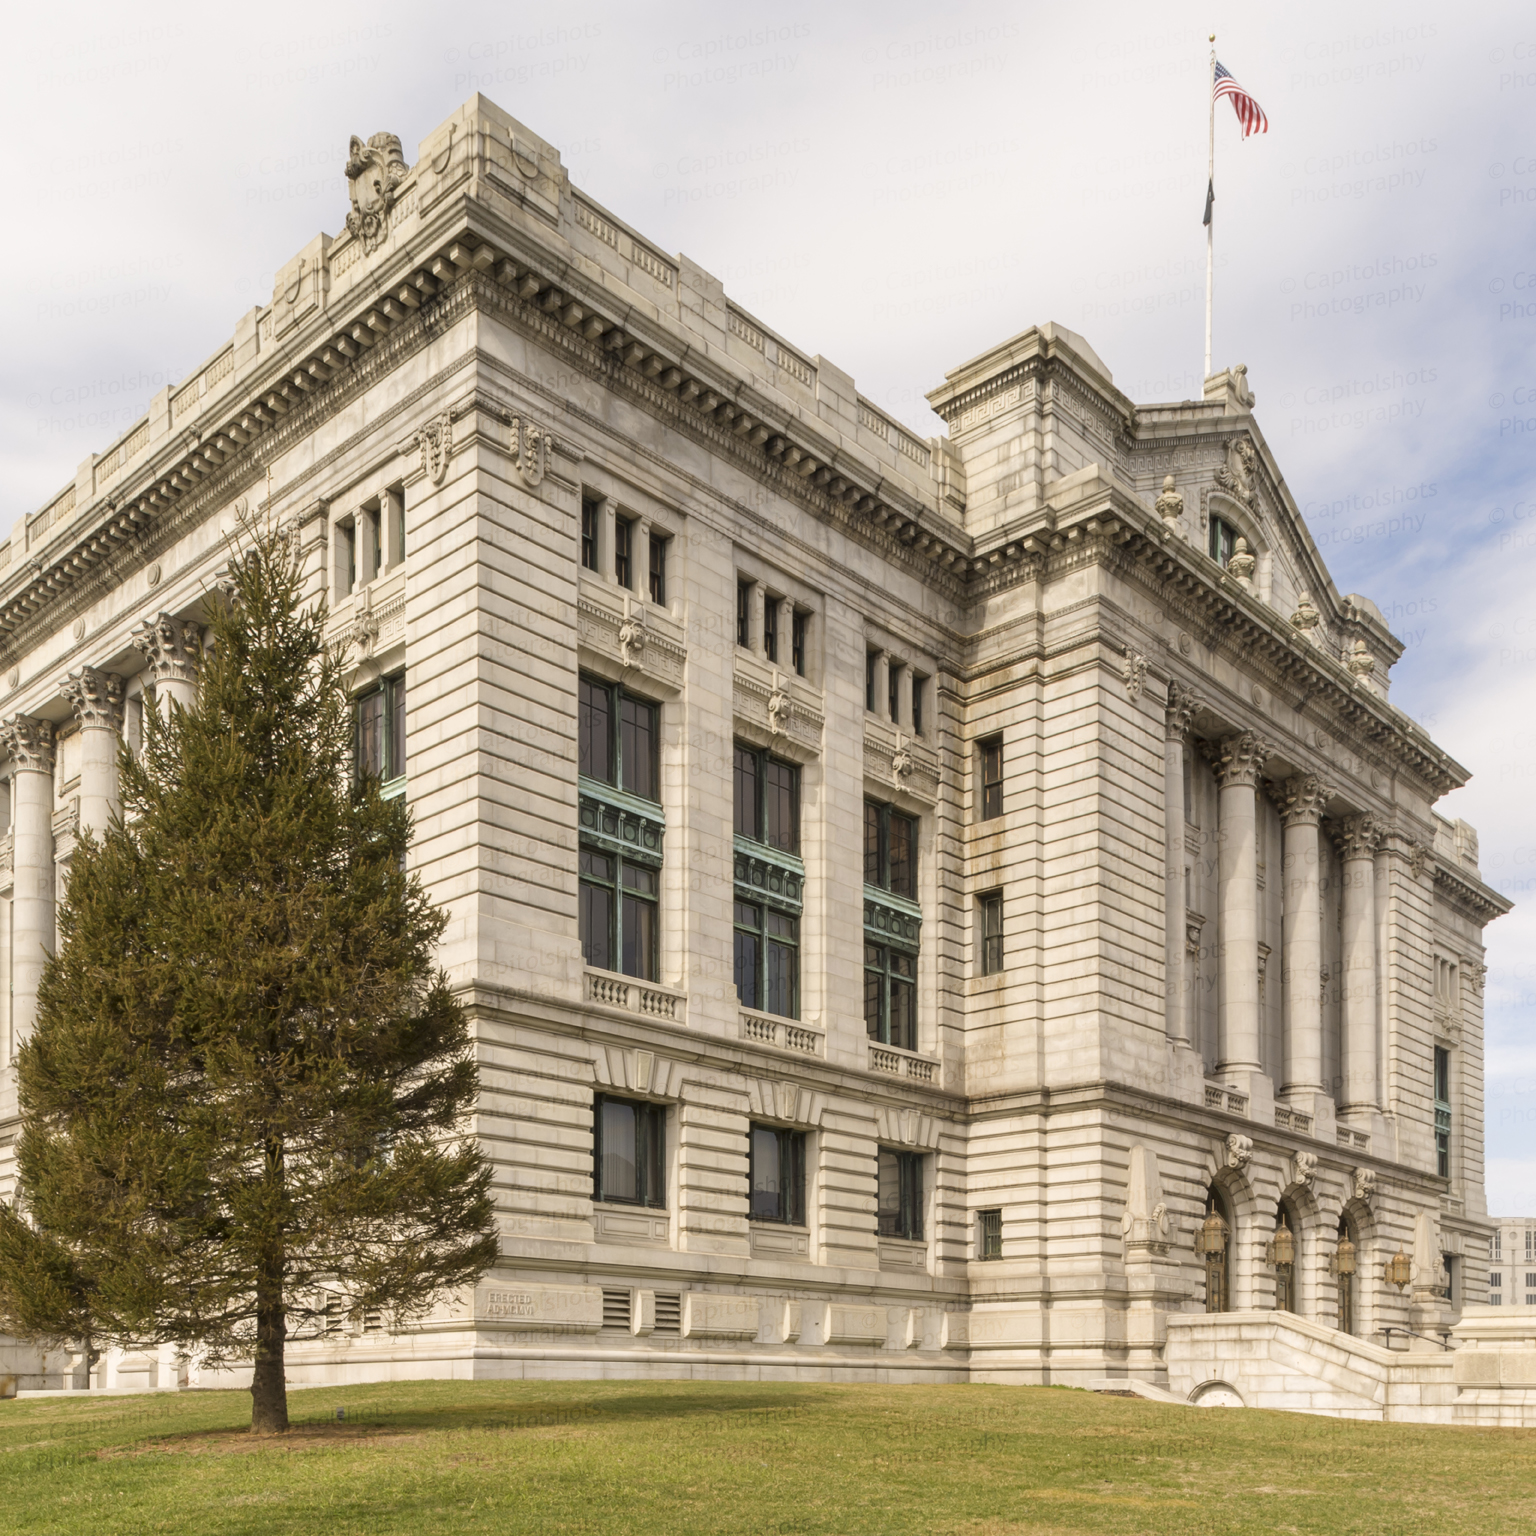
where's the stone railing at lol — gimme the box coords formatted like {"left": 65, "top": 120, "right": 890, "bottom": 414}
{"left": 582, "top": 969, "right": 685, "bottom": 1024}
{"left": 737, "top": 1010, "right": 824, "bottom": 1057}
{"left": 1204, "top": 1083, "right": 1250, "bottom": 1117}
{"left": 1337, "top": 1126, "right": 1371, "bottom": 1152}
{"left": 1274, "top": 1105, "right": 1314, "bottom": 1136}
{"left": 869, "top": 1043, "right": 938, "bottom": 1084}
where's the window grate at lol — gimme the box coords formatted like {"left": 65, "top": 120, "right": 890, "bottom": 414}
{"left": 653, "top": 1292, "right": 682, "bottom": 1335}
{"left": 601, "top": 1288, "right": 633, "bottom": 1331}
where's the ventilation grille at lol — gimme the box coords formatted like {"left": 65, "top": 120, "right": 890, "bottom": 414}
{"left": 362, "top": 1308, "right": 383, "bottom": 1335}
{"left": 653, "top": 1292, "right": 682, "bottom": 1335}
{"left": 601, "top": 1288, "right": 633, "bottom": 1331}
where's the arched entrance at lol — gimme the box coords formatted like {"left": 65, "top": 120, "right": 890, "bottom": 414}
{"left": 1334, "top": 1213, "right": 1359, "bottom": 1335}
{"left": 1197, "top": 1185, "right": 1234, "bottom": 1313}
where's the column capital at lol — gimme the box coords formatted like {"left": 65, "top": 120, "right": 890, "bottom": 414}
{"left": 1165, "top": 680, "right": 1203, "bottom": 740}
{"left": 1276, "top": 773, "right": 1333, "bottom": 828}
{"left": 131, "top": 612, "right": 201, "bottom": 686}
{"left": 62, "top": 667, "right": 125, "bottom": 732}
{"left": 1333, "top": 813, "right": 1381, "bottom": 861}
{"left": 1206, "top": 730, "right": 1272, "bottom": 789}
{"left": 0, "top": 714, "right": 55, "bottom": 773}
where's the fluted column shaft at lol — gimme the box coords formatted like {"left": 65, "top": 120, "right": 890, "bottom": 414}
{"left": 1164, "top": 685, "right": 1202, "bottom": 1043}
{"left": 1212, "top": 732, "right": 1270, "bottom": 1073}
{"left": 2, "top": 717, "right": 55, "bottom": 1050}
{"left": 1279, "top": 775, "right": 1331, "bottom": 1096}
{"left": 1338, "top": 815, "right": 1381, "bottom": 1111}
{"left": 62, "top": 668, "right": 125, "bottom": 837}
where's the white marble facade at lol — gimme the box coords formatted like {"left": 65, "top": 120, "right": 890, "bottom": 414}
{"left": 0, "top": 98, "right": 1513, "bottom": 1404}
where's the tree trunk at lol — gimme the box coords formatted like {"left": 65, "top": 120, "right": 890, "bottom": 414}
{"left": 249, "top": 1288, "right": 288, "bottom": 1433}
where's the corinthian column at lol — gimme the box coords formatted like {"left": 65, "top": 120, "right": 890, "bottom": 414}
{"left": 61, "top": 668, "right": 125, "bottom": 837}
{"left": 1210, "top": 732, "right": 1271, "bottom": 1075}
{"left": 1278, "top": 774, "right": 1331, "bottom": 1097}
{"left": 1336, "top": 814, "right": 1381, "bottom": 1114}
{"left": 131, "top": 613, "right": 201, "bottom": 714}
{"left": 1164, "top": 683, "right": 1202, "bottom": 1043}
{"left": 0, "top": 716, "right": 55, "bottom": 1049}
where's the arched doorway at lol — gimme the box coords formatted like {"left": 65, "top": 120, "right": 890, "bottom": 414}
{"left": 1197, "top": 1185, "right": 1233, "bottom": 1313}
{"left": 1334, "top": 1214, "right": 1359, "bottom": 1335}
{"left": 1269, "top": 1201, "right": 1299, "bottom": 1313}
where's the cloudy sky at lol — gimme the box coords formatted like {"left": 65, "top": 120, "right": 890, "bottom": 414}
{"left": 5, "top": 1, "right": 1532, "bottom": 1210}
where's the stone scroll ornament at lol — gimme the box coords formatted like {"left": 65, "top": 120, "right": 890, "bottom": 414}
{"left": 344, "top": 132, "right": 409, "bottom": 255}
{"left": 511, "top": 416, "right": 551, "bottom": 488}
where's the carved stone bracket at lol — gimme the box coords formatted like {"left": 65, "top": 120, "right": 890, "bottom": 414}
{"left": 511, "top": 415, "right": 551, "bottom": 487}
{"left": 1352, "top": 1167, "right": 1377, "bottom": 1205}
{"left": 1290, "top": 1151, "right": 1318, "bottom": 1190}
{"left": 1225, "top": 1133, "right": 1254, "bottom": 1169}
{"left": 0, "top": 714, "right": 56, "bottom": 774}
{"left": 1122, "top": 649, "right": 1148, "bottom": 700}
{"left": 62, "top": 667, "right": 125, "bottom": 732}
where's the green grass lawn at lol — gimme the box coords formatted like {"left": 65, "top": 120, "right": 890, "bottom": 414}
{"left": 3, "top": 1378, "right": 1534, "bottom": 1535}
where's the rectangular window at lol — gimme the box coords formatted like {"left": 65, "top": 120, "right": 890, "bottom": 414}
{"left": 864, "top": 800, "right": 917, "bottom": 898}
{"left": 863, "top": 801, "right": 882, "bottom": 886}
{"left": 749, "top": 1124, "right": 806, "bottom": 1225}
{"left": 354, "top": 672, "right": 406, "bottom": 783}
{"left": 737, "top": 581, "right": 753, "bottom": 648}
{"left": 579, "top": 675, "right": 659, "bottom": 803}
{"left": 979, "top": 891, "right": 1003, "bottom": 975}
{"left": 341, "top": 520, "right": 357, "bottom": 597}
{"left": 791, "top": 610, "right": 808, "bottom": 676}
{"left": 581, "top": 495, "right": 600, "bottom": 571}
{"left": 864, "top": 943, "right": 916, "bottom": 1050}
{"left": 620, "top": 863, "right": 658, "bottom": 980}
{"left": 648, "top": 532, "right": 668, "bottom": 605}
{"left": 979, "top": 737, "right": 1003, "bottom": 821}
{"left": 977, "top": 1208, "right": 1002, "bottom": 1261}
{"left": 865, "top": 650, "right": 879, "bottom": 712}
{"left": 614, "top": 516, "right": 634, "bottom": 588}
{"left": 911, "top": 674, "right": 927, "bottom": 737}
{"left": 1435, "top": 1045, "right": 1451, "bottom": 1179}
{"left": 579, "top": 851, "right": 616, "bottom": 972}
{"left": 888, "top": 660, "right": 902, "bottom": 722}
{"left": 734, "top": 743, "right": 799, "bottom": 854}
{"left": 734, "top": 901, "right": 799, "bottom": 1019}
{"left": 594, "top": 1095, "right": 665, "bottom": 1208}
{"left": 764, "top": 598, "right": 779, "bottom": 663}
{"left": 877, "top": 1148, "right": 923, "bottom": 1241}
{"left": 1490, "top": 1272, "right": 1502, "bottom": 1289}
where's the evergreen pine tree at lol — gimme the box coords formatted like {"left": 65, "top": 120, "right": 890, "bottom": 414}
{"left": 0, "top": 518, "right": 497, "bottom": 1432}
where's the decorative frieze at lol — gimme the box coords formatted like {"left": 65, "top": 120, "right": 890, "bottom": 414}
{"left": 733, "top": 841, "right": 804, "bottom": 914}
{"left": 577, "top": 789, "right": 664, "bottom": 867}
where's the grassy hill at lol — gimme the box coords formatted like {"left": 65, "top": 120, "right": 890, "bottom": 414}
{"left": 3, "top": 1378, "right": 1533, "bottom": 1535}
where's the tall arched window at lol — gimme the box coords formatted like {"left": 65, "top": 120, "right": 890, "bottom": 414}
{"left": 1270, "top": 1202, "right": 1299, "bottom": 1314}
{"left": 1334, "top": 1214, "right": 1359, "bottom": 1335}
{"left": 1197, "top": 1186, "right": 1233, "bottom": 1313}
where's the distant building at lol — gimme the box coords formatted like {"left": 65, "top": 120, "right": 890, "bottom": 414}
{"left": 0, "top": 96, "right": 1519, "bottom": 1418}
{"left": 1486, "top": 1219, "right": 1536, "bottom": 1305}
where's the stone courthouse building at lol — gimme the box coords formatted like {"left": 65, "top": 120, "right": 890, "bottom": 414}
{"left": 0, "top": 96, "right": 1525, "bottom": 1419}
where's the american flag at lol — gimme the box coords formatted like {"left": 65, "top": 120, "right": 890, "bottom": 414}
{"left": 1214, "top": 61, "right": 1268, "bottom": 138}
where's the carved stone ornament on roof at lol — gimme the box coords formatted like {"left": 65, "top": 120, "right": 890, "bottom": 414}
{"left": 62, "top": 667, "right": 125, "bottom": 732}
{"left": 344, "top": 132, "right": 409, "bottom": 256}
{"left": 131, "top": 612, "right": 201, "bottom": 686}
{"left": 1230, "top": 364, "right": 1256, "bottom": 409}
{"left": 1334, "top": 813, "right": 1380, "bottom": 862}
{"left": 1226, "top": 535, "right": 1256, "bottom": 589}
{"left": 0, "top": 715, "right": 56, "bottom": 774}
{"left": 1290, "top": 591, "right": 1322, "bottom": 643}
{"left": 1216, "top": 435, "right": 1259, "bottom": 510}
{"left": 1165, "top": 680, "right": 1203, "bottom": 740}
{"left": 1347, "top": 638, "right": 1377, "bottom": 681}
{"left": 416, "top": 413, "right": 452, "bottom": 486}
{"left": 1277, "top": 772, "right": 1333, "bottom": 829}
{"left": 511, "top": 415, "right": 550, "bottom": 488}
{"left": 1207, "top": 731, "right": 1271, "bottom": 790}
{"left": 1122, "top": 649, "right": 1148, "bottom": 700}
{"left": 1225, "top": 1133, "right": 1254, "bottom": 1170}
{"left": 1154, "top": 473, "right": 1185, "bottom": 533}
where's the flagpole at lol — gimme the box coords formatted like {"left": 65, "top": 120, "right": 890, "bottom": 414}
{"left": 1204, "top": 34, "right": 1215, "bottom": 381}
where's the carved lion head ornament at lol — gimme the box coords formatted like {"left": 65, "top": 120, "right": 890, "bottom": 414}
{"left": 345, "top": 132, "right": 409, "bottom": 255}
